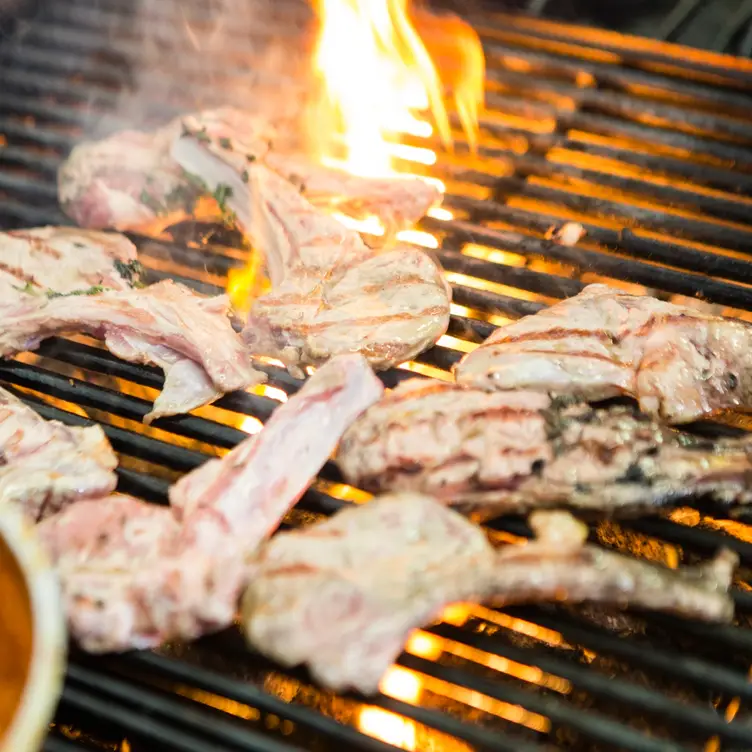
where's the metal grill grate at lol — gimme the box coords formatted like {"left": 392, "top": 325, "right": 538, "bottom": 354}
{"left": 3, "top": 1, "right": 752, "bottom": 750}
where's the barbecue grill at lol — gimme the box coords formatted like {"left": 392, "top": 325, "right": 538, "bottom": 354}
{"left": 3, "top": 0, "right": 752, "bottom": 750}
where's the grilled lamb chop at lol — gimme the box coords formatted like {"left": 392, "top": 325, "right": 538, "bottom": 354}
{"left": 455, "top": 283, "right": 752, "bottom": 424}
{"left": 0, "top": 227, "right": 143, "bottom": 309}
{"left": 336, "top": 379, "right": 752, "bottom": 517}
{"left": 172, "top": 121, "right": 451, "bottom": 376}
{"left": 0, "top": 386, "right": 117, "bottom": 520}
{"left": 242, "top": 493, "right": 737, "bottom": 694}
{"left": 38, "top": 354, "right": 383, "bottom": 652}
{"left": 59, "top": 107, "right": 439, "bottom": 243}
{"left": 1, "top": 279, "right": 264, "bottom": 422}
{"left": 265, "top": 152, "right": 442, "bottom": 246}
{"left": 58, "top": 117, "right": 197, "bottom": 232}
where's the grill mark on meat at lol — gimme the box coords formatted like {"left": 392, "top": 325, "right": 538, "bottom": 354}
{"left": 493, "top": 327, "right": 617, "bottom": 345}
{"left": 242, "top": 495, "right": 737, "bottom": 695}
{"left": 337, "top": 379, "right": 752, "bottom": 516}
{"left": 0, "top": 261, "right": 37, "bottom": 285}
{"left": 494, "top": 349, "right": 624, "bottom": 365}
{"left": 269, "top": 307, "right": 450, "bottom": 335}
{"left": 9, "top": 233, "right": 64, "bottom": 259}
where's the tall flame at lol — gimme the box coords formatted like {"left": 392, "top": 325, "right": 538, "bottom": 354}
{"left": 310, "top": 0, "right": 484, "bottom": 177}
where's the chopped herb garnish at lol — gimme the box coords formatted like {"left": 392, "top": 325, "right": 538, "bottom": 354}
{"left": 241, "top": 169, "right": 249, "bottom": 184}
{"left": 13, "top": 281, "right": 36, "bottom": 294}
{"left": 114, "top": 259, "right": 146, "bottom": 288}
{"left": 246, "top": 154, "right": 256, "bottom": 162}
{"left": 47, "top": 285, "right": 105, "bottom": 299}
{"left": 212, "top": 183, "right": 233, "bottom": 211}
{"left": 196, "top": 127, "right": 211, "bottom": 143}
{"left": 219, "top": 137, "right": 231, "bottom": 149}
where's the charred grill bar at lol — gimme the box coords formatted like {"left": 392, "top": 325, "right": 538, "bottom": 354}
{"left": 3, "top": 0, "right": 752, "bottom": 750}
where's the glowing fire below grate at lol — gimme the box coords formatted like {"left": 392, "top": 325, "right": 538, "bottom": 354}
{"left": 226, "top": 0, "right": 485, "bottom": 312}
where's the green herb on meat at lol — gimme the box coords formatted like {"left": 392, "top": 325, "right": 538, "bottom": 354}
{"left": 114, "top": 259, "right": 146, "bottom": 288}
{"left": 219, "top": 137, "right": 232, "bottom": 149}
{"left": 13, "top": 281, "right": 36, "bottom": 294}
{"left": 46, "top": 285, "right": 105, "bottom": 299}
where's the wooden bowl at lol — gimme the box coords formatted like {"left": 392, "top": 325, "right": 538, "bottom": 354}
{"left": 0, "top": 504, "right": 66, "bottom": 752}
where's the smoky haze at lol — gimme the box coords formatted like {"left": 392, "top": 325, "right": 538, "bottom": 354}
{"left": 64, "top": 0, "right": 319, "bottom": 143}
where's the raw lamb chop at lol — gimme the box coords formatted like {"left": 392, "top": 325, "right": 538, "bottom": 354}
{"left": 241, "top": 493, "right": 737, "bottom": 694}
{"left": 455, "top": 283, "right": 752, "bottom": 424}
{"left": 0, "top": 227, "right": 143, "bottom": 309}
{"left": 1, "top": 279, "right": 264, "bottom": 422}
{"left": 172, "top": 120, "right": 451, "bottom": 376}
{"left": 170, "top": 352, "right": 384, "bottom": 549}
{"left": 336, "top": 379, "right": 752, "bottom": 518}
{"left": 58, "top": 107, "right": 440, "bottom": 244}
{"left": 0, "top": 386, "right": 117, "bottom": 520}
{"left": 58, "top": 117, "right": 196, "bottom": 232}
{"left": 39, "top": 354, "right": 383, "bottom": 652}
{"left": 37, "top": 494, "right": 245, "bottom": 652}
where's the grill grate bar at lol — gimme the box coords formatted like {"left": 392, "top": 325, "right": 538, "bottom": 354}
{"left": 428, "top": 623, "right": 752, "bottom": 743}
{"left": 66, "top": 664, "right": 304, "bottom": 752}
{"left": 58, "top": 684, "right": 277, "bottom": 752}
{"left": 121, "top": 652, "right": 414, "bottom": 752}
{"left": 5, "top": 3, "right": 752, "bottom": 748}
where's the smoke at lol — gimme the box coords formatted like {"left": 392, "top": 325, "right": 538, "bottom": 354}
{"left": 90, "top": 0, "right": 319, "bottom": 141}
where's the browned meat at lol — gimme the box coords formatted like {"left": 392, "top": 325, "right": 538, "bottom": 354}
{"left": 0, "top": 227, "right": 143, "bottom": 310}
{"left": 336, "top": 379, "right": 752, "bottom": 518}
{"left": 0, "top": 386, "right": 117, "bottom": 521}
{"left": 1, "top": 279, "right": 265, "bottom": 422}
{"left": 242, "top": 493, "right": 737, "bottom": 694}
{"left": 38, "top": 354, "right": 383, "bottom": 652}
{"left": 172, "top": 118, "right": 451, "bottom": 377}
{"left": 455, "top": 283, "right": 752, "bottom": 424}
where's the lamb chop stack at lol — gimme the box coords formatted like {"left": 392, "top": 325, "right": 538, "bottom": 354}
{"left": 2, "top": 104, "right": 740, "bottom": 700}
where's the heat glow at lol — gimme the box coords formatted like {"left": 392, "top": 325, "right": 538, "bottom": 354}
{"left": 310, "top": 0, "right": 484, "bottom": 178}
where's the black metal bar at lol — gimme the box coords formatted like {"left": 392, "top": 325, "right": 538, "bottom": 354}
{"left": 657, "top": 0, "right": 710, "bottom": 42}
{"left": 58, "top": 684, "right": 264, "bottom": 752}
{"left": 66, "top": 664, "right": 302, "bottom": 752}
{"left": 428, "top": 622, "right": 752, "bottom": 743}
{"left": 397, "top": 654, "right": 681, "bottom": 752}
{"left": 489, "top": 607, "right": 752, "bottom": 698}
{"left": 119, "top": 653, "right": 404, "bottom": 752}
{"left": 712, "top": 0, "right": 752, "bottom": 53}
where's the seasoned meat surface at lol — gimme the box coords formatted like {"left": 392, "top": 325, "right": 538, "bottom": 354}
{"left": 0, "top": 227, "right": 143, "bottom": 308}
{"left": 173, "top": 118, "right": 451, "bottom": 376}
{"left": 38, "top": 354, "right": 383, "bottom": 652}
{"left": 265, "top": 152, "right": 441, "bottom": 246}
{"left": 336, "top": 379, "right": 752, "bottom": 517}
{"left": 1, "top": 279, "right": 265, "bottom": 422}
{"left": 455, "top": 283, "right": 752, "bottom": 424}
{"left": 58, "top": 118, "right": 195, "bottom": 232}
{"left": 242, "top": 493, "right": 737, "bottom": 694}
{"left": 0, "top": 386, "right": 117, "bottom": 520}
{"left": 170, "top": 353, "right": 384, "bottom": 549}
{"left": 59, "top": 107, "right": 440, "bottom": 243}
{"left": 38, "top": 495, "right": 245, "bottom": 652}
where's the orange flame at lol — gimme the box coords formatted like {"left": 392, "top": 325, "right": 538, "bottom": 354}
{"left": 310, "top": 0, "right": 484, "bottom": 178}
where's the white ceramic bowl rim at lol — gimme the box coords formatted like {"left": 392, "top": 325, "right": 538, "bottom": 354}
{"left": 0, "top": 505, "right": 66, "bottom": 752}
